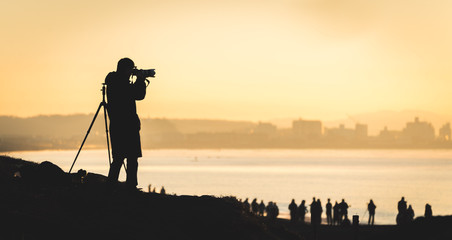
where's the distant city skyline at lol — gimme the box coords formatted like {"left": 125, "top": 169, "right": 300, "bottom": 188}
{"left": 1, "top": 113, "right": 451, "bottom": 151}
{"left": 268, "top": 109, "right": 452, "bottom": 135}
{"left": 3, "top": 109, "right": 451, "bottom": 136}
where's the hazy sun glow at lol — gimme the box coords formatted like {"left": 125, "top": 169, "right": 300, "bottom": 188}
{"left": 1, "top": 0, "right": 452, "bottom": 121}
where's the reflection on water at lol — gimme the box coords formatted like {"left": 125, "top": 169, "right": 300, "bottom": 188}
{"left": 6, "top": 149, "right": 452, "bottom": 225}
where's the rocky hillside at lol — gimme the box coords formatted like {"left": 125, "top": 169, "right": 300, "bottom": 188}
{"left": 0, "top": 155, "right": 300, "bottom": 240}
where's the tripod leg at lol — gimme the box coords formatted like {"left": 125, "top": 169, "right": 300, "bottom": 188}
{"left": 69, "top": 102, "right": 103, "bottom": 173}
{"left": 102, "top": 103, "right": 112, "bottom": 166}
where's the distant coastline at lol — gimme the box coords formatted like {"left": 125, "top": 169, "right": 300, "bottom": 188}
{"left": 3, "top": 144, "right": 452, "bottom": 153}
{"left": 1, "top": 114, "right": 451, "bottom": 152}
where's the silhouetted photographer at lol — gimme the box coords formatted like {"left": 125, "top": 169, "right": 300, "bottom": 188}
{"left": 106, "top": 58, "right": 155, "bottom": 190}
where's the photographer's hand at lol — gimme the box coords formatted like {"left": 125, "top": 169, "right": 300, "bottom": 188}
{"left": 134, "top": 72, "right": 147, "bottom": 85}
{"left": 135, "top": 70, "right": 146, "bottom": 81}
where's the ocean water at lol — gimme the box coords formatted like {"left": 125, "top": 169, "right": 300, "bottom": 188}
{"left": 5, "top": 149, "right": 452, "bottom": 225}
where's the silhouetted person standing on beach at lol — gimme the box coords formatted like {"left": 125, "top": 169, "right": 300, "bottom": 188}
{"left": 106, "top": 58, "right": 148, "bottom": 190}
{"left": 251, "top": 198, "right": 259, "bottom": 215}
{"left": 367, "top": 199, "right": 376, "bottom": 225}
{"left": 243, "top": 198, "right": 250, "bottom": 212}
{"left": 397, "top": 197, "right": 408, "bottom": 225}
{"left": 398, "top": 197, "right": 407, "bottom": 214}
{"left": 407, "top": 205, "right": 415, "bottom": 222}
{"left": 258, "top": 200, "right": 266, "bottom": 216}
{"left": 298, "top": 200, "right": 307, "bottom": 223}
{"left": 289, "top": 199, "right": 298, "bottom": 223}
{"left": 266, "top": 202, "right": 274, "bottom": 219}
{"left": 339, "top": 199, "right": 349, "bottom": 222}
{"left": 274, "top": 202, "right": 280, "bottom": 219}
{"left": 266, "top": 202, "right": 279, "bottom": 220}
{"left": 333, "top": 201, "right": 340, "bottom": 225}
{"left": 425, "top": 203, "right": 432, "bottom": 219}
{"left": 316, "top": 199, "right": 323, "bottom": 225}
{"left": 310, "top": 197, "right": 316, "bottom": 225}
{"left": 326, "top": 198, "right": 332, "bottom": 225}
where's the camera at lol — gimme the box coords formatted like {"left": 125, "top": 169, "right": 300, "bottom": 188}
{"left": 132, "top": 68, "right": 156, "bottom": 78}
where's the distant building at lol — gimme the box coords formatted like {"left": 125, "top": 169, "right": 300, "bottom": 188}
{"left": 324, "top": 124, "right": 355, "bottom": 140}
{"left": 401, "top": 117, "right": 435, "bottom": 144}
{"left": 355, "top": 123, "right": 368, "bottom": 139}
{"left": 378, "top": 126, "right": 401, "bottom": 141}
{"left": 253, "top": 122, "right": 277, "bottom": 136}
{"left": 439, "top": 123, "right": 451, "bottom": 141}
{"left": 292, "top": 119, "right": 322, "bottom": 139}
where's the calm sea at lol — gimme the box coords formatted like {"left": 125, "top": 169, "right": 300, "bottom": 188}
{"left": 5, "top": 149, "right": 452, "bottom": 225}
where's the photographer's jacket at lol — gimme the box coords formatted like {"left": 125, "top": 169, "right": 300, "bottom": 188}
{"left": 105, "top": 72, "right": 146, "bottom": 158}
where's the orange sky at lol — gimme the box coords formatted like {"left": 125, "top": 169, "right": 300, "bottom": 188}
{"left": 1, "top": 0, "right": 452, "bottom": 121}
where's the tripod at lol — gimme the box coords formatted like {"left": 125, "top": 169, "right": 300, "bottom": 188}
{"left": 69, "top": 83, "right": 125, "bottom": 173}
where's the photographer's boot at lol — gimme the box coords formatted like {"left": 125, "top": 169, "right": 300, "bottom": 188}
{"left": 126, "top": 157, "right": 138, "bottom": 191}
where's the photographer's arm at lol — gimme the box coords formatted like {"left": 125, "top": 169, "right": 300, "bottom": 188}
{"left": 133, "top": 76, "right": 147, "bottom": 100}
